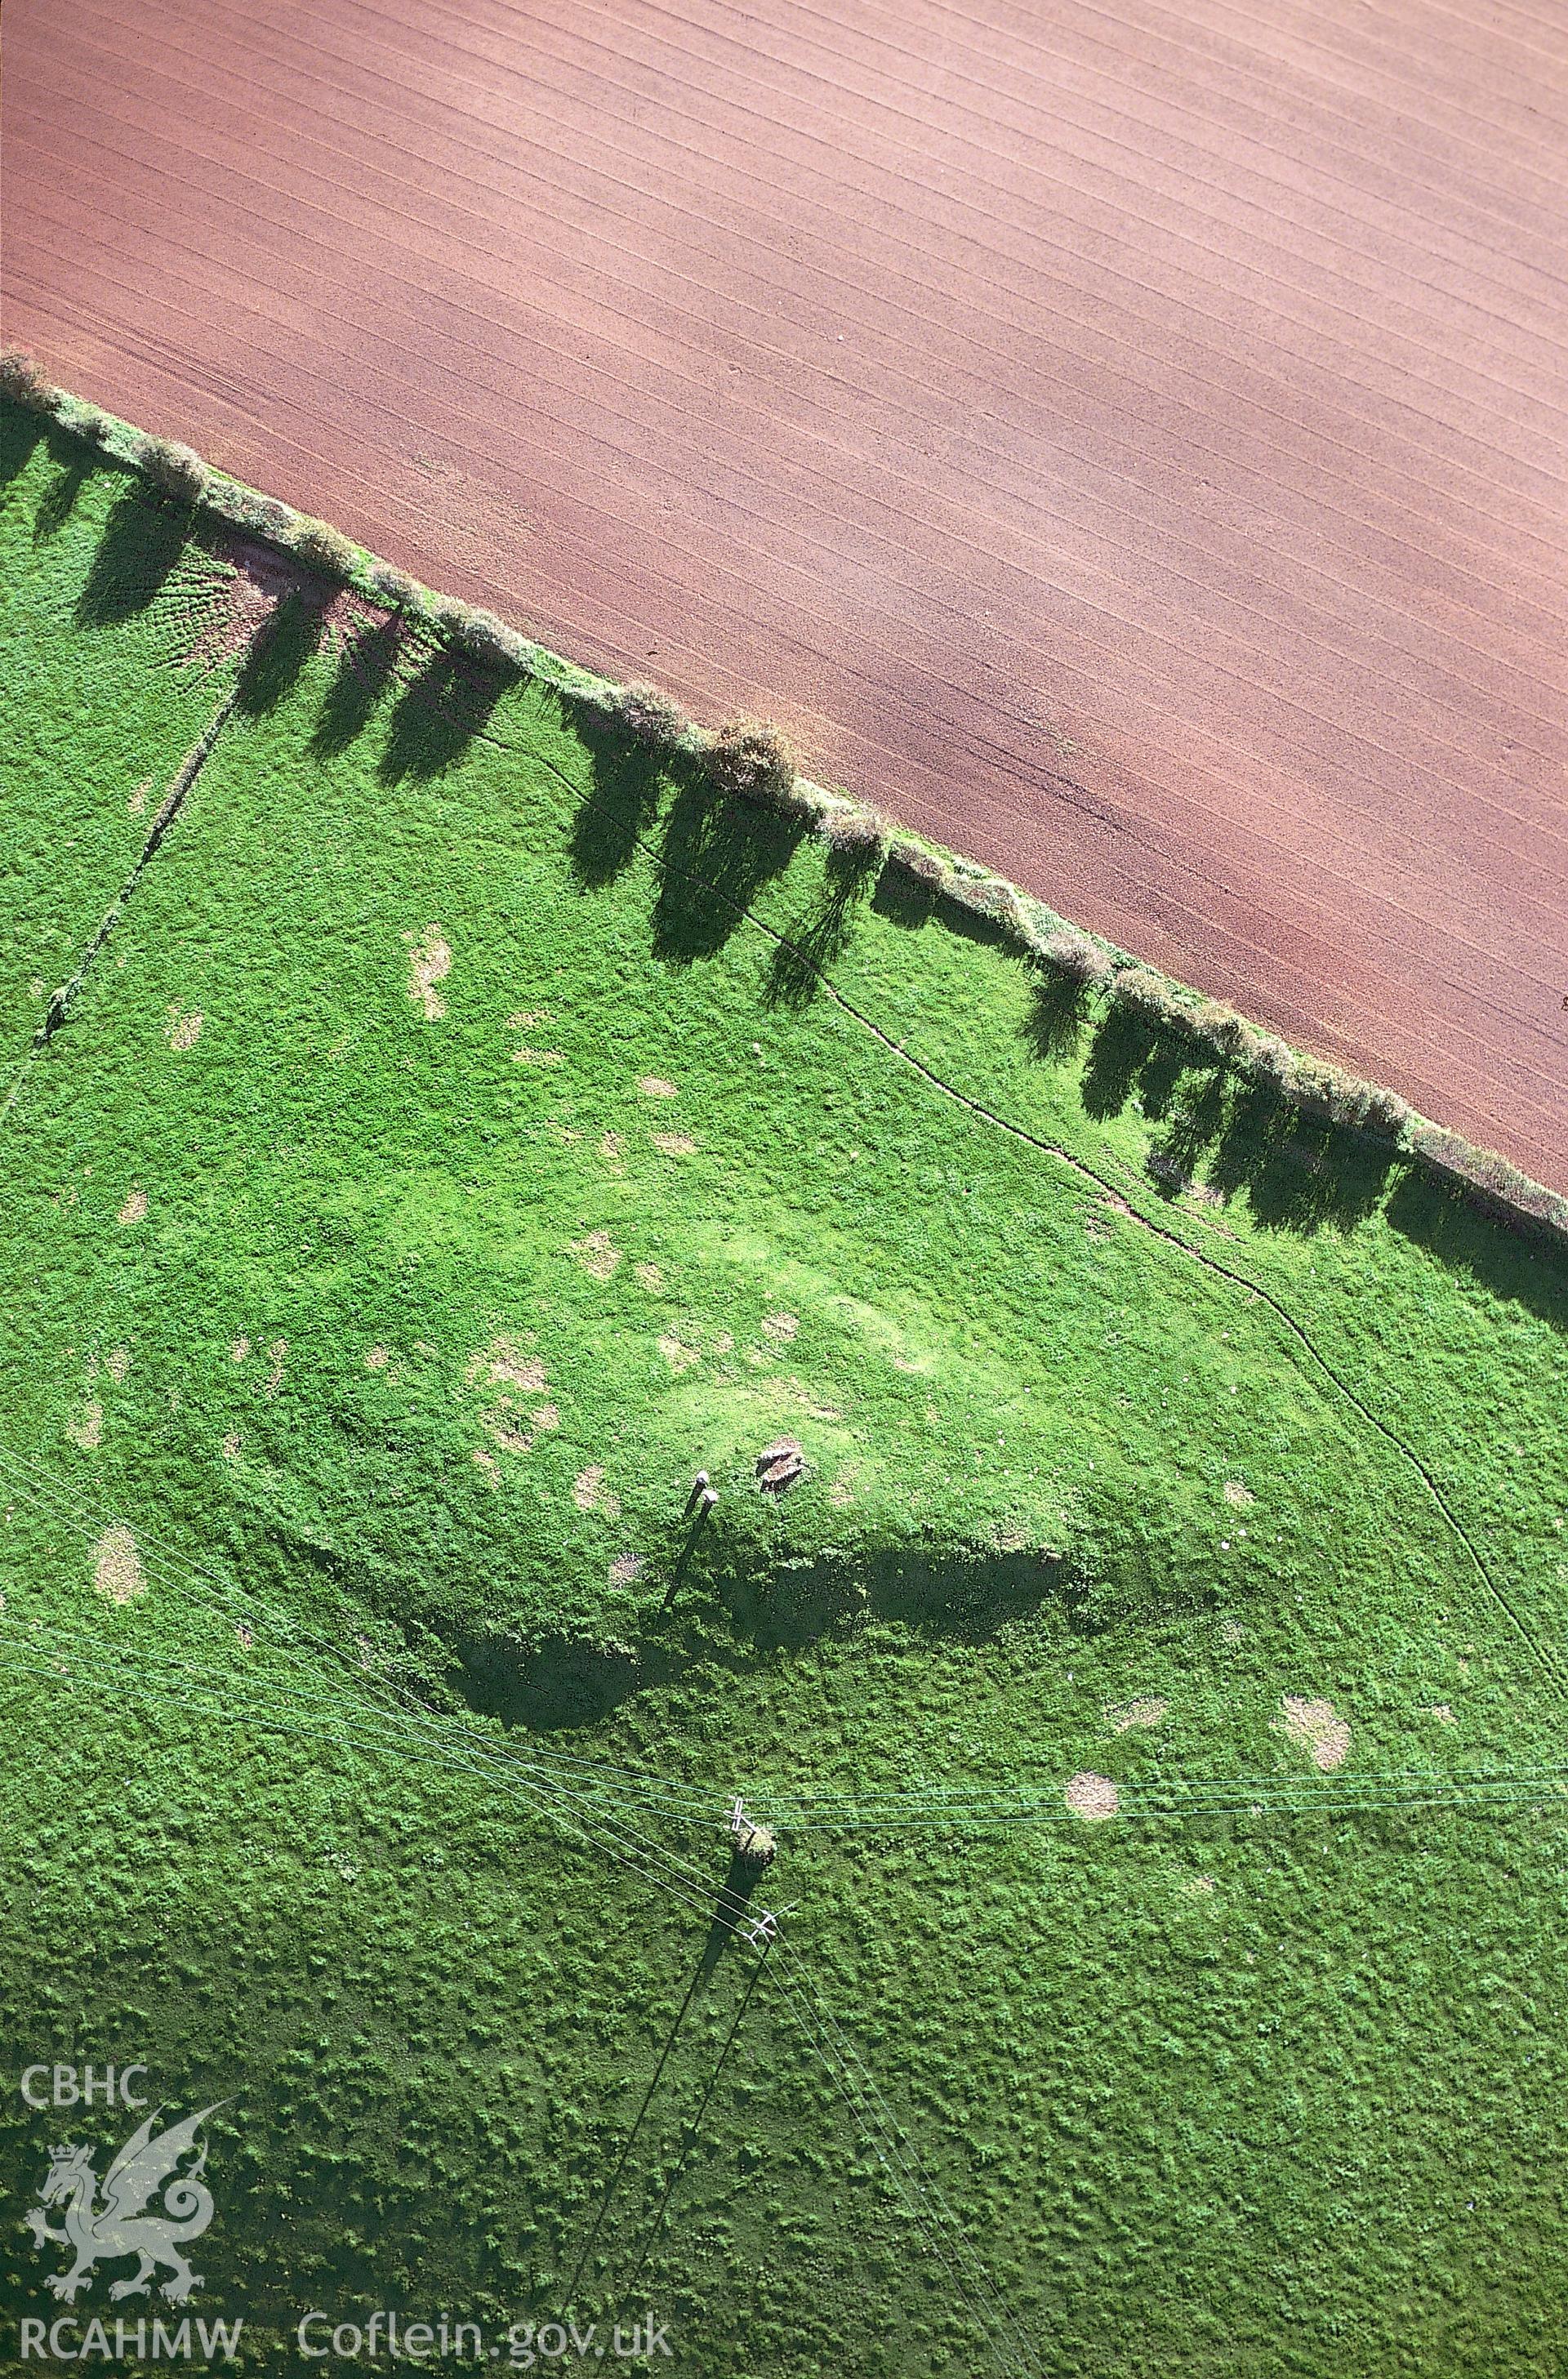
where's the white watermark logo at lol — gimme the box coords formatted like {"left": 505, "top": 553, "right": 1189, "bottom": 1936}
{"left": 295, "top": 2313, "right": 674, "bottom": 2365}
{"left": 23, "top": 2098, "right": 224, "bottom": 2310}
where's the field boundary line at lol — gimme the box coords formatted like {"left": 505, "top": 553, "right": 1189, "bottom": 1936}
{"left": 1, "top": 678, "right": 241, "bottom": 1127}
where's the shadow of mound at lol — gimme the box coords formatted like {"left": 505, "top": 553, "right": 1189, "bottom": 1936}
{"left": 456, "top": 1633, "right": 654, "bottom": 1732}
{"left": 448, "top": 1536, "right": 1111, "bottom": 1738}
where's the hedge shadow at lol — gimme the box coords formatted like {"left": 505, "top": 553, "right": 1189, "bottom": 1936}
{"left": 0, "top": 402, "right": 46, "bottom": 493}
{"left": 75, "top": 486, "right": 189, "bottom": 627}
{"left": 1385, "top": 1167, "right": 1568, "bottom": 1332}
{"left": 310, "top": 613, "right": 402, "bottom": 757}
{"left": 764, "top": 841, "right": 881, "bottom": 1010}
{"left": 379, "top": 646, "right": 501, "bottom": 785}
{"left": 1076, "top": 1000, "right": 1400, "bottom": 1236}
{"left": 651, "top": 773, "right": 804, "bottom": 965}
{"left": 33, "top": 449, "right": 92, "bottom": 545}
{"left": 235, "top": 588, "right": 325, "bottom": 718}
{"left": 568, "top": 706, "right": 669, "bottom": 890}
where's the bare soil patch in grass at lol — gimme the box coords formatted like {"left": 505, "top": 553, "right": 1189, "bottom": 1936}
{"left": 1278, "top": 1695, "right": 1352, "bottom": 1771}
{"left": 92, "top": 1522, "right": 144, "bottom": 1605}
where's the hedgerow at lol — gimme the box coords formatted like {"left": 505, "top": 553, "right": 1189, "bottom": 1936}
{"left": 706, "top": 716, "right": 805, "bottom": 813}
{"left": 616, "top": 680, "right": 690, "bottom": 753}
{"left": 822, "top": 806, "right": 889, "bottom": 865}
{"left": 4, "top": 352, "right": 1560, "bottom": 1250}
{"left": 136, "top": 436, "right": 209, "bottom": 505}
{"left": 292, "top": 517, "right": 359, "bottom": 578}
{"left": 1036, "top": 924, "right": 1115, "bottom": 989}
{"left": 887, "top": 840, "right": 950, "bottom": 894}
{"left": 0, "top": 344, "right": 57, "bottom": 412}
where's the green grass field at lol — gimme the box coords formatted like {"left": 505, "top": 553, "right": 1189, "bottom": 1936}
{"left": 2, "top": 399, "right": 1567, "bottom": 2375}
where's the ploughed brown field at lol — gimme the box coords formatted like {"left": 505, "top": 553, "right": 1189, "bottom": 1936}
{"left": 6, "top": 0, "right": 1566, "bottom": 1183}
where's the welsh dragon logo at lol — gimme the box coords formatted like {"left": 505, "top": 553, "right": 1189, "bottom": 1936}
{"left": 24, "top": 2104, "right": 224, "bottom": 2305}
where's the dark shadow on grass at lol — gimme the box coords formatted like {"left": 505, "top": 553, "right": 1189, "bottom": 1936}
{"left": 0, "top": 403, "right": 46, "bottom": 492}
{"left": 379, "top": 646, "right": 501, "bottom": 784}
{"left": 698, "top": 1851, "right": 766, "bottom": 1980}
{"left": 652, "top": 773, "right": 804, "bottom": 964}
{"left": 1385, "top": 1167, "right": 1568, "bottom": 1332}
{"left": 1022, "top": 970, "right": 1092, "bottom": 1064}
{"left": 451, "top": 1537, "right": 1087, "bottom": 1742}
{"left": 33, "top": 451, "right": 92, "bottom": 544}
{"left": 568, "top": 707, "right": 669, "bottom": 889}
{"left": 75, "top": 486, "right": 189, "bottom": 626}
{"left": 764, "top": 844, "right": 880, "bottom": 1011}
{"left": 1080, "top": 1004, "right": 1160, "bottom": 1121}
{"left": 235, "top": 588, "right": 325, "bottom": 718}
{"left": 309, "top": 613, "right": 402, "bottom": 756}
{"left": 871, "top": 857, "right": 938, "bottom": 933}
{"left": 1077, "top": 1001, "right": 1402, "bottom": 1237}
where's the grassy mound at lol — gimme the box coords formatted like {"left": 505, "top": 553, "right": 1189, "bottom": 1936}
{"left": 2, "top": 403, "right": 1566, "bottom": 2373}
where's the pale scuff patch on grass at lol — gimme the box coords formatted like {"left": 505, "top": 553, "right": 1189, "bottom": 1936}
{"left": 69, "top": 1401, "right": 104, "bottom": 1451}
{"left": 635, "top": 1263, "right": 665, "bottom": 1291}
{"left": 365, "top": 1344, "right": 390, "bottom": 1372}
{"left": 93, "top": 1523, "right": 145, "bottom": 1605}
{"left": 507, "top": 1010, "right": 559, "bottom": 1065}
{"left": 469, "top": 1338, "right": 546, "bottom": 1393}
{"left": 264, "top": 1340, "right": 287, "bottom": 1397}
{"left": 658, "top": 1334, "right": 700, "bottom": 1373}
{"left": 232, "top": 1336, "right": 251, "bottom": 1364}
{"left": 1431, "top": 1703, "right": 1456, "bottom": 1724}
{"left": 638, "top": 1076, "right": 678, "bottom": 1098}
{"left": 599, "top": 1131, "right": 624, "bottom": 1169}
{"left": 1277, "top": 1695, "right": 1351, "bottom": 1771}
{"left": 1183, "top": 1873, "right": 1217, "bottom": 1897}
{"left": 1109, "top": 1695, "right": 1168, "bottom": 1733}
{"left": 118, "top": 1188, "right": 148, "bottom": 1226}
{"left": 1218, "top": 1617, "right": 1245, "bottom": 1646}
{"left": 652, "top": 1132, "right": 697, "bottom": 1156}
{"left": 573, "top": 1464, "right": 621, "bottom": 1518}
{"left": 166, "top": 1005, "right": 203, "bottom": 1051}
{"left": 1065, "top": 1771, "right": 1119, "bottom": 1820}
{"left": 763, "top": 1312, "right": 798, "bottom": 1341}
{"left": 105, "top": 1347, "right": 129, "bottom": 1385}
{"left": 828, "top": 1465, "right": 863, "bottom": 1509}
{"left": 466, "top": 1338, "right": 545, "bottom": 1462}
{"left": 405, "top": 926, "right": 452, "bottom": 1020}
{"left": 128, "top": 779, "right": 149, "bottom": 816}
{"left": 610, "top": 1553, "right": 643, "bottom": 1585}
{"left": 472, "top": 1447, "right": 501, "bottom": 1486}
{"left": 573, "top": 1232, "right": 622, "bottom": 1281}
{"left": 222, "top": 1431, "right": 241, "bottom": 1460}
{"left": 483, "top": 1410, "right": 532, "bottom": 1457}
{"left": 532, "top": 1404, "right": 559, "bottom": 1432}
{"left": 1224, "top": 1479, "right": 1255, "bottom": 1509}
